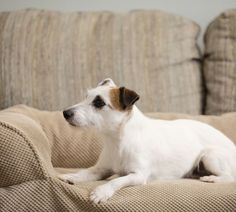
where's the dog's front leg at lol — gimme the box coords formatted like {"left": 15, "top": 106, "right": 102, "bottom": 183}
{"left": 58, "top": 166, "right": 112, "bottom": 184}
{"left": 90, "top": 172, "right": 147, "bottom": 203}
{"left": 59, "top": 149, "right": 112, "bottom": 184}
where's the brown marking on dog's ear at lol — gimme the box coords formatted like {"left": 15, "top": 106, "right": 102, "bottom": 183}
{"left": 109, "top": 87, "right": 139, "bottom": 111}
{"left": 110, "top": 88, "right": 123, "bottom": 110}
{"left": 119, "top": 87, "right": 139, "bottom": 110}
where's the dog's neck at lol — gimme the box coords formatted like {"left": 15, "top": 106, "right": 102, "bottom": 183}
{"left": 125, "top": 105, "right": 146, "bottom": 126}
{"left": 101, "top": 105, "right": 146, "bottom": 144}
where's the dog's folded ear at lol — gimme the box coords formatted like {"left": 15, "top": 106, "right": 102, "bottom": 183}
{"left": 119, "top": 87, "right": 140, "bottom": 110}
{"left": 98, "top": 78, "right": 116, "bottom": 87}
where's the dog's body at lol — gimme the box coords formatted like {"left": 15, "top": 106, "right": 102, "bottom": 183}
{"left": 59, "top": 79, "right": 236, "bottom": 203}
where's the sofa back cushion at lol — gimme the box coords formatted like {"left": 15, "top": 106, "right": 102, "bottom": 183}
{"left": 3, "top": 105, "right": 236, "bottom": 169}
{"left": 0, "top": 9, "right": 202, "bottom": 113}
{"left": 204, "top": 9, "right": 236, "bottom": 115}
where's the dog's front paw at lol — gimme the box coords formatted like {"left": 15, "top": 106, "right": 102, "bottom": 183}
{"left": 58, "top": 173, "right": 86, "bottom": 184}
{"left": 90, "top": 185, "right": 115, "bottom": 204}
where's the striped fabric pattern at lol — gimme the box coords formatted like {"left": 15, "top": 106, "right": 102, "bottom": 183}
{"left": 0, "top": 9, "right": 202, "bottom": 114}
{"left": 204, "top": 9, "right": 236, "bottom": 115}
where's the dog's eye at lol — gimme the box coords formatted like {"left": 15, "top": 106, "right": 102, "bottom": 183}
{"left": 92, "top": 96, "right": 106, "bottom": 109}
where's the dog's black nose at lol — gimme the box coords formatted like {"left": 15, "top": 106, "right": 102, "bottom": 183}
{"left": 63, "top": 110, "right": 74, "bottom": 119}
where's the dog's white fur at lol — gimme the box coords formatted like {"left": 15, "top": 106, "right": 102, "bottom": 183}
{"left": 59, "top": 78, "right": 236, "bottom": 204}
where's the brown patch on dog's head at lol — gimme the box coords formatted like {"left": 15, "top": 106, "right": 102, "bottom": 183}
{"left": 109, "top": 87, "right": 139, "bottom": 111}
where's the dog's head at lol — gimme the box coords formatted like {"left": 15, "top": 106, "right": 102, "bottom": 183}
{"left": 63, "top": 78, "right": 139, "bottom": 130}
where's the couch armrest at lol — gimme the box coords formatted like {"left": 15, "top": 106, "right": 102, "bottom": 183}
{"left": 0, "top": 109, "right": 55, "bottom": 187}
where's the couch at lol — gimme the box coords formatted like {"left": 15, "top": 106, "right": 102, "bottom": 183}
{"left": 1, "top": 8, "right": 236, "bottom": 211}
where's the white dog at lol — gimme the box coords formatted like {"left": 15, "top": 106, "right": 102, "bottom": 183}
{"left": 59, "top": 78, "right": 236, "bottom": 204}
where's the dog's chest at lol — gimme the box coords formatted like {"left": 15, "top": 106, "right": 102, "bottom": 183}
{"left": 109, "top": 145, "right": 136, "bottom": 175}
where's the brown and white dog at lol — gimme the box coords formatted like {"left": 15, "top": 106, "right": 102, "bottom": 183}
{"left": 59, "top": 78, "right": 236, "bottom": 204}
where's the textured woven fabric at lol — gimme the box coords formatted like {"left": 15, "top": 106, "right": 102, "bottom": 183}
{"left": 0, "top": 9, "right": 202, "bottom": 114}
{"left": 1, "top": 105, "right": 236, "bottom": 211}
{"left": 204, "top": 9, "right": 236, "bottom": 115}
{"left": 0, "top": 110, "right": 55, "bottom": 187}
{"left": 1, "top": 178, "right": 236, "bottom": 212}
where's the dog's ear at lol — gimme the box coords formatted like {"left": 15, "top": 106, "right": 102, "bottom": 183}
{"left": 119, "top": 87, "right": 139, "bottom": 110}
{"left": 98, "top": 78, "right": 116, "bottom": 87}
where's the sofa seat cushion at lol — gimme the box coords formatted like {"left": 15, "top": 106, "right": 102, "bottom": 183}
{"left": 1, "top": 176, "right": 236, "bottom": 212}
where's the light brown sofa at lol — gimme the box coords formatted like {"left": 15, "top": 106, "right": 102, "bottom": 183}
{"left": 1, "top": 8, "right": 236, "bottom": 211}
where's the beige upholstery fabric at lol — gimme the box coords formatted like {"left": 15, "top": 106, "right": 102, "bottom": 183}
{"left": 2, "top": 105, "right": 102, "bottom": 169}
{"left": 204, "top": 9, "right": 236, "bottom": 115}
{"left": 1, "top": 105, "right": 236, "bottom": 211}
{"left": 0, "top": 9, "right": 202, "bottom": 114}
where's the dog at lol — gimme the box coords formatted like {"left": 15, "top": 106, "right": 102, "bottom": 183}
{"left": 59, "top": 78, "right": 236, "bottom": 204}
